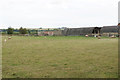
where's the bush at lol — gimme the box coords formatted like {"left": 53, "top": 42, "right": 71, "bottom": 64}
{"left": 7, "top": 27, "right": 14, "bottom": 34}
{"left": 19, "top": 27, "right": 27, "bottom": 34}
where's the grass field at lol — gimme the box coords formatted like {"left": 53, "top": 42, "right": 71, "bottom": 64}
{"left": 2, "top": 36, "right": 118, "bottom": 78}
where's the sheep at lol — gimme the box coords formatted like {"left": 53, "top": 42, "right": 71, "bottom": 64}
{"left": 85, "top": 35, "right": 89, "bottom": 37}
{"left": 97, "top": 36, "right": 101, "bottom": 39}
{"left": 4, "top": 39, "right": 7, "bottom": 42}
{"left": 110, "top": 35, "right": 116, "bottom": 38}
{"left": 94, "top": 35, "right": 97, "bottom": 37}
{"left": 8, "top": 37, "right": 11, "bottom": 40}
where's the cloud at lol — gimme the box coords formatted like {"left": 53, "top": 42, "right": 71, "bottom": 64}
{"left": 0, "top": 0, "right": 119, "bottom": 29}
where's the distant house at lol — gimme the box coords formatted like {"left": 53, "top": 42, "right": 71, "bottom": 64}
{"left": 39, "top": 31, "right": 54, "bottom": 36}
{"left": 38, "top": 28, "right": 64, "bottom": 36}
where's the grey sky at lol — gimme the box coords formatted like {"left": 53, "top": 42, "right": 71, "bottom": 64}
{"left": 119, "top": 1, "right": 120, "bottom": 23}
{"left": 0, "top": 0, "right": 119, "bottom": 29}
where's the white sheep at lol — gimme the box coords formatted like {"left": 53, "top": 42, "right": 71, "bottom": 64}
{"left": 4, "top": 39, "right": 7, "bottom": 42}
{"left": 8, "top": 37, "right": 11, "bottom": 40}
{"left": 98, "top": 36, "right": 101, "bottom": 39}
{"left": 111, "top": 35, "right": 116, "bottom": 38}
{"left": 85, "top": 35, "right": 88, "bottom": 37}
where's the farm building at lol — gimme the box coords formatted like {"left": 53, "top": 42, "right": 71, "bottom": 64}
{"left": 62, "top": 26, "right": 118, "bottom": 37}
{"left": 2, "top": 25, "right": 118, "bottom": 37}
{"left": 62, "top": 27, "right": 101, "bottom": 36}
{"left": 100, "top": 26, "right": 118, "bottom": 37}
{"left": 38, "top": 28, "right": 64, "bottom": 36}
{"left": 37, "top": 26, "right": 118, "bottom": 37}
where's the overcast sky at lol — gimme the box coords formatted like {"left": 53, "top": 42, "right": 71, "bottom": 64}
{"left": 0, "top": 0, "right": 119, "bottom": 29}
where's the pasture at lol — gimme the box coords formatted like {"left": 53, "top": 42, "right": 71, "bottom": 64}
{"left": 2, "top": 36, "right": 118, "bottom": 78}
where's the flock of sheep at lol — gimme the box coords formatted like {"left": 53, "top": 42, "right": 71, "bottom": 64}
{"left": 4, "top": 37, "right": 11, "bottom": 43}
{"left": 85, "top": 34, "right": 116, "bottom": 39}
{"left": 4, "top": 35, "right": 117, "bottom": 43}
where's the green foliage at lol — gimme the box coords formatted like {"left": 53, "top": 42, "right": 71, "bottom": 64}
{"left": 48, "top": 28, "right": 49, "bottom": 31}
{"left": 7, "top": 27, "right": 14, "bottom": 34}
{"left": 28, "top": 30, "right": 31, "bottom": 34}
{"left": 19, "top": 27, "right": 27, "bottom": 34}
{"left": 35, "top": 30, "right": 38, "bottom": 34}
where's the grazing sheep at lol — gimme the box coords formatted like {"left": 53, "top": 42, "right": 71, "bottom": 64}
{"left": 94, "top": 35, "right": 97, "bottom": 37}
{"left": 4, "top": 39, "right": 7, "bottom": 42}
{"left": 85, "top": 35, "right": 89, "bottom": 37}
{"left": 110, "top": 35, "right": 116, "bottom": 38}
{"left": 97, "top": 36, "right": 101, "bottom": 39}
{"left": 8, "top": 37, "right": 11, "bottom": 40}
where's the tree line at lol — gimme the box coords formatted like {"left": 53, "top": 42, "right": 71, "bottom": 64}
{"left": 4, "top": 27, "right": 38, "bottom": 35}
{"left": 7, "top": 27, "right": 27, "bottom": 34}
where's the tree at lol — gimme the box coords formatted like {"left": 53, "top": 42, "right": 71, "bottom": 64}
{"left": 19, "top": 27, "right": 23, "bottom": 34}
{"left": 39, "top": 27, "right": 42, "bottom": 29}
{"left": 7, "top": 27, "right": 14, "bottom": 34}
{"left": 35, "top": 30, "right": 38, "bottom": 34}
{"left": 28, "top": 30, "right": 31, "bottom": 34}
{"left": 22, "top": 28, "right": 27, "bottom": 34}
{"left": 19, "top": 27, "right": 27, "bottom": 34}
{"left": 48, "top": 28, "right": 49, "bottom": 31}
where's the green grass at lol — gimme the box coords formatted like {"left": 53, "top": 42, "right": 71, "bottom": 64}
{"left": 2, "top": 36, "right": 118, "bottom": 78}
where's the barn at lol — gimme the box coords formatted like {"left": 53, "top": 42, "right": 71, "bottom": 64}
{"left": 37, "top": 26, "right": 118, "bottom": 37}
{"left": 62, "top": 26, "right": 118, "bottom": 37}
{"left": 62, "top": 27, "right": 101, "bottom": 36}
{"left": 100, "top": 26, "right": 118, "bottom": 37}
